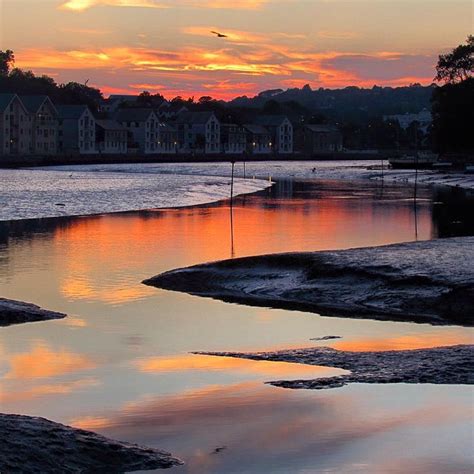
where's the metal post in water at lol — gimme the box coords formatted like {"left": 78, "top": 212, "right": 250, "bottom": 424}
{"left": 414, "top": 122, "right": 419, "bottom": 202}
{"left": 230, "top": 160, "right": 235, "bottom": 205}
{"left": 413, "top": 122, "right": 419, "bottom": 240}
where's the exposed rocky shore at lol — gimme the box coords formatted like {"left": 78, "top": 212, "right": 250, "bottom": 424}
{"left": 144, "top": 237, "right": 474, "bottom": 326}
{"left": 195, "top": 344, "right": 474, "bottom": 390}
{"left": 0, "top": 413, "right": 183, "bottom": 473}
{"left": 0, "top": 298, "right": 66, "bottom": 326}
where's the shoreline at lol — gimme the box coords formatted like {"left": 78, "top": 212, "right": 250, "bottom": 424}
{"left": 0, "top": 413, "right": 183, "bottom": 472}
{"left": 195, "top": 344, "right": 474, "bottom": 390}
{"left": 0, "top": 152, "right": 385, "bottom": 169}
{"left": 0, "top": 298, "right": 66, "bottom": 326}
{"left": 1, "top": 155, "right": 472, "bottom": 191}
{"left": 144, "top": 237, "right": 474, "bottom": 327}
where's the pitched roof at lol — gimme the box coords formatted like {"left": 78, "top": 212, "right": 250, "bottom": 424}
{"left": 0, "top": 93, "right": 17, "bottom": 112}
{"left": 159, "top": 122, "right": 177, "bottom": 132}
{"left": 253, "top": 115, "right": 289, "bottom": 127}
{"left": 19, "top": 95, "right": 47, "bottom": 113}
{"left": 114, "top": 108, "right": 156, "bottom": 122}
{"left": 56, "top": 105, "right": 90, "bottom": 119}
{"left": 95, "top": 119, "right": 126, "bottom": 131}
{"left": 176, "top": 111, "right": 215, "bottom": 124}
{"left": 305, "top": 124, "right": 340, "bottom": 133}
{"left": 243, "top": 123, "right": 269, "bottom": 135}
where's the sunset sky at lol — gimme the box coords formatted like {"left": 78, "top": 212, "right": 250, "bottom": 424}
{"left": 0, "top": 0, "right": 472, "bottom": 99}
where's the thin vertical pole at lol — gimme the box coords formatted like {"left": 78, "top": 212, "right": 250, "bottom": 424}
{"left": 414, "top": 122, "right": 419, "bottom": 202}
{"left": 230, "top": 161, "right": 236, "bottom": 257}
{"left": 230, "top": 202, "right": 235, "bottom": 258}
{"left": 414, "top": 122, "right": 419, "bottom": 240}
{"left": 230, "top": 161, "right": 235, "bottom": 205}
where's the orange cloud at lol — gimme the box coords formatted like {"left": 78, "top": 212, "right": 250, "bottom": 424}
{"left": 60, "top": 0, "right": 168, "bottom": 11}
{"left": 60, "top": 0, "right": 269, "bottom": 12}
{"left": 15, "top": 38, "right": 437, "bottom": 100}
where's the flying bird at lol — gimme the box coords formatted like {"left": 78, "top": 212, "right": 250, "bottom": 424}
{"left": 211, "top": 31, "right": 228, "bottom": 38}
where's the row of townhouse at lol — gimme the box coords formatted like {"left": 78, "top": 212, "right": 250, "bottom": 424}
{"left": 99, "top": 108, "right": 295, "bottom": 155}
{"left": 0, "top": 94, "right": 128, "bottom": 157}
{"left": 1, "top": 93, "right": 342, "bottom": 158}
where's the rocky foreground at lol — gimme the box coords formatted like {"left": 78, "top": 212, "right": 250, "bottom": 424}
{"left": 0, "top": 298, "right": 66, "bottom": 326}
{"left": 144, "top": 237, "right": 474, "bottom": 326}
{"left": 0, "top": 414, "right": 183, "bottom": 473}
{"left": 195, "top": 345, "right": 474, "bottom": 390}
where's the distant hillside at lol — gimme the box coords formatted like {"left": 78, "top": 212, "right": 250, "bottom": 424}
{"left": 229, "top": 84, "right": 435, "bottom": 123}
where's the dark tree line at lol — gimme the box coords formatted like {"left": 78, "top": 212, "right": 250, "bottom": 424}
{"left": 0, "top": 49, "right": 103, "bottom": 111}
{"left": 431, "top": 36, "right": 473, "bottom": 155}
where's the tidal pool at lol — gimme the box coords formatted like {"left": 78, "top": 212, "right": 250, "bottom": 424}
{"left": 0, "top": 178, "right": 473, "bottom": 473}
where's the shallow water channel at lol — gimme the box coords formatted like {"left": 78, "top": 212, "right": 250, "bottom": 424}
{"left": 0, "top": 178, "right": 473, "bottom": 473}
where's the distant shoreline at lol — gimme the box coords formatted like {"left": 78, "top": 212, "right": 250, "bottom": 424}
{"left": 0, "top": 151, "right": 387, "bottom": 168}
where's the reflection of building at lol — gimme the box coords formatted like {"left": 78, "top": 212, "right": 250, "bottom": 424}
{"left": 0, "top": 93, "right": 31, "bottom": 157}
{"left": 114, "top": 108, "right": 160, "bottom": 154}
{"left": 21, "top": 95, "right": 59, "bottom": 156}
{"left": 383, "top": 109, "right": 432, "bottom": 133}
{"left": 302, "top": 124, "right": 343, "bottom": 154}
{"left": 221, "top": 123, "right": 247, "bottom": 154}
{"left": 176, "top": 111, "right": 220, "bottom": 154}
{"left": 58, "top": 105, "right": 96, "bottom": 155}
{"left": 253, "top": 115, "right": 293, "bottom": 154}
{"left": 95, "top": 120, "right": 128, "bottom": 154}
{"left": 244, "top": 124, "right": 272, "bottom": 154}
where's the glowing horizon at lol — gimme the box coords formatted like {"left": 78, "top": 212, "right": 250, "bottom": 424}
{"left": 0, "top": 0, "right": 471, "bottom": 99}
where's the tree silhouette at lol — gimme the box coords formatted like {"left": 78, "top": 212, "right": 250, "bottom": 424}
{"left": 435, "top": 35, "right": 473, "bottom": 84}
{"left": 0, "top": 50, "right": 15, "bottom": 76}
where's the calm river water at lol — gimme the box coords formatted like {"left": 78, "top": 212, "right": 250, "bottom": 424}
{"left": 0, "top": 178, "right": 473, "bottom": 473}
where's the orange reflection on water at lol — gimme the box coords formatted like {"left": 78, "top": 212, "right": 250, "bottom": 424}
{"left": 68, "top": 379, "right": 464, "bottom": 474}
{"left": 49, "top": 183, "right": 431, "bottom": 306}
{"left": 5, "top": 343, "right": 96, "bottom": 379}
{"left": 334, "top": 332, "right": 474, "bottom": 352}
{"left": 0, "top": 377, "right": 99, "bottom": 404}
{"left": 135, "top": 353, "right": 346, "bottom": 379}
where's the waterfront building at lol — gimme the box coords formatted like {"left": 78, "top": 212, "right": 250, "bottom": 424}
{"left": 158, "top": 122, "right": 179, "bottom": 154}
{"left": 156, "top": 102, "right": 189, "bottom": 120}
{"left": 21, "top": 95, "right": 59, "bottom": 156}
{"left": 221, "top": 123, "right": 247, "bottom": 154}
{"left": 0, "top": 93, "right": 32, "bottom": 157}
{"left": 114, "top": 108, "right": 160, "bottom": 154}
{"left": 176, "top": 111, "right": 220, "bottom": 154}
{"left": 57, "top": 105, "right": 96, "bottom": 154}
{"left": 383, "top": 109, "right": 432, "bottom": 133}
{"left": 302, "top": 124, "right": 343, "bottom": 154}
{"left": 95, "top": 119, "right": 128, "bottom": 154}
{"left": 253, "top": 115, "right": 293, "bottom": 154}
{"left": 243, "top": 124, "right": 272, "bottom": 154}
